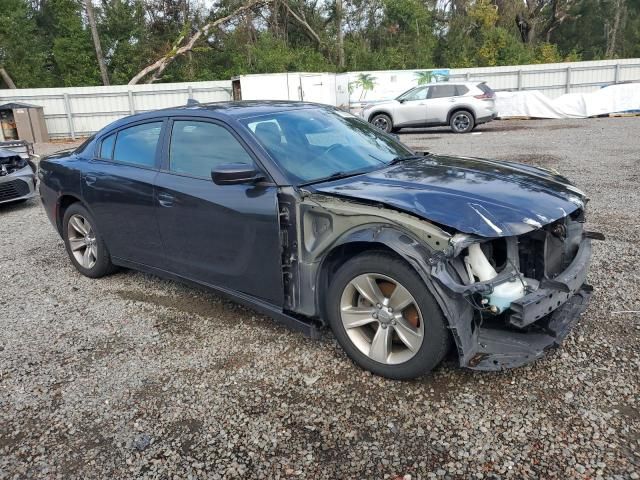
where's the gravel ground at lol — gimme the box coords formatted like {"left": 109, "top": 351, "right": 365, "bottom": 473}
{"left": 0, "top": 118, "right": 638, "bottom": 479}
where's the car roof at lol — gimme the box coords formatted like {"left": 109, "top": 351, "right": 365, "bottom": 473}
{"left": 419, "top": 81, "right": 481, "bottom": 87}
{"left": 100, "top": 100, "right": 325, "bottom": 133}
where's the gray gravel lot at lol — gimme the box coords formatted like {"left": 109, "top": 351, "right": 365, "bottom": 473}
{"left": 1, "top": 118, "right": 638, "bottom": 479}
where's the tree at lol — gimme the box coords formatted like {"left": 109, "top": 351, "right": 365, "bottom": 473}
{"left": 84, "top": 0, "right": 109, "bottom": 85}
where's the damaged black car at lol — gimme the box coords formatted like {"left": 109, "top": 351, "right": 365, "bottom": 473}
{"left": 0, "top": 141, "right": 38, "bottom": 205}
{"left": 38, "top": 102, "right": 601, "bottom": 379}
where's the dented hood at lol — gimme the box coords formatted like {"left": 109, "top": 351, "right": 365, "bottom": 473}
{"left": 311, "top": 155, "right": 586, "bottom": 238}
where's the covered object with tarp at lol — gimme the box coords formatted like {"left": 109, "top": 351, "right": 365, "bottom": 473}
{"left": 495, "top": 83, "right": 640, "bottom": 119}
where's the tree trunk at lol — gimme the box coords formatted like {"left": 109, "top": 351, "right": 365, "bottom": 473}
{"left": 336, "top": 0, "right": 345, "bottom": 69}
{"left": 605, "top": 0, "right": 624, "bottom": 58}
{"left": 85, "top": 0, "right": 110, "bottom": 86}
{"left": 0, "top": 67, "right": 17, "bottom": 89}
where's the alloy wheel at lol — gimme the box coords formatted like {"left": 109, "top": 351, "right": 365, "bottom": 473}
{"left": 339, "top": 273, "right": 425, "bottom": 365}
{"left": 452, "top": 113, "right": 471, "bottom": 132}
{"left": 67, "top": 214, "right": 98, "bottom": 269}
{"left": 372, "top": 116, "right": 390, "bottom": 132}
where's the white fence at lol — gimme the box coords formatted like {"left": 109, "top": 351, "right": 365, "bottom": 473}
{"left": 1, "top": 58, "right": 638, "bottom": 139}
{"left": 347, "top": 58, "right": 640, "bottom": 106}
{"left": 0, "top": 81, "right": 231, "bottom": 139}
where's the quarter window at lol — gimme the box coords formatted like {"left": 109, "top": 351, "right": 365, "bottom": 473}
{"left": 99, "top": 133, "right": 115, "bottom": 159}
{"left": 169, "top": 120, "right": 253, "bottom": 178}
{"left": 112, "top": 122, "right": 162, "bottom": 167}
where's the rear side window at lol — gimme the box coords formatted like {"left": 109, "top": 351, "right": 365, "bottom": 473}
{"left": 169, "top": 120, "right": 253, "bottom": 178}
{"left": 99, "top": 133, "right": 115, "bottom": 159}
{"left": 455, "top": 85, "right": 469, "bottom": 96}
{"left": 429, "top": 85, "right": 458, "bottom": 99}
{"left": 112, "top": 122, "right": 162, "bottom": 168}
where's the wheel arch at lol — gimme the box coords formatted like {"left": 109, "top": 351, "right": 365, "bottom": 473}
{"left": 314, "top": 225, "right": 440, "bottom": 322}
{"left": 367, "top": 109, "right": 393, "bottom": 124}
{"left": 447, "top": 106, "right": 476, "bottom": 124}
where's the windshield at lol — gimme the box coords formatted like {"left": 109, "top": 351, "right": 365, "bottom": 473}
{"left": 240, "top": 107, "right": 412, "bottom": 184}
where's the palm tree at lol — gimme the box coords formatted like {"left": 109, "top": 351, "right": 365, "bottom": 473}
{"left": 357, "top": 73, "right": 377, "bottom": 100}
{"left": 415, "top": 70, "right": 432, "bottom": 85}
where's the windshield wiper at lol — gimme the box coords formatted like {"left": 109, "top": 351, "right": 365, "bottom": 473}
{"left": 387, "top": 153, "right": 429, "bottom": 166}
{"left": 299, "top": 168, "right": 372, "bottom": 187}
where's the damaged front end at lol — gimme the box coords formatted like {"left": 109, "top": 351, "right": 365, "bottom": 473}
{"left": 0, "top": 142, "right": 38, "bottom": 204}
{"left": 432, "top": 209, "right": 603, "bottom": 370}
{"left": 284, "top": 187, "right": 601, "bottom": 372}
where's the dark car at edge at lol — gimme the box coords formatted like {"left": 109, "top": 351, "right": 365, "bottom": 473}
{"left": 38, "top": 101, "right": 601, "bottom": 379}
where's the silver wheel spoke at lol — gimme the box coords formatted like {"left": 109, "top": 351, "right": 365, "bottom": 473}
{"left": 69, "top": 238, "right": 85, "bottom": 251}
{"left": 90, "top": 244, "right": 98, "bottom": 260}
{"left": 70, "top": 216, "right": 88, "bottom": 235}
{"left": 369, "top": 325, "right": 393, "bottom": 363}
{"left": 83, "top": 246, "right": 92, "bottom": 267}
{"left": 388, "top": 283, "right": 413, "bottom": 311}
{"left": 393, "top": 316, "right": 423, "bottom": 352}
{"left": 341, "top": 306, "right": 377, "bottom": 329}
{"left": 351, "top": 275, "right": 385, "bottom": 306}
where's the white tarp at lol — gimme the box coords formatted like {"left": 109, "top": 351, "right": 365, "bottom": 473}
{"left": 496, "top": 83, "right": 640, "bottom": 118}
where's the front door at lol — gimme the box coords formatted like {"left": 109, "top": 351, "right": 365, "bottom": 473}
{"left": 154, "top": 118, "right": 283, "bottom": 305}
{"left": 395, "top": 86, "right": 429, "bottom": 126}
{"left": 82, "top": 120, "right": 166, "bottom": 267}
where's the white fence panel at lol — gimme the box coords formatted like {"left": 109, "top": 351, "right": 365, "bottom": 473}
{"left": 0, "top": 81, "right": 232, "bottom": 138}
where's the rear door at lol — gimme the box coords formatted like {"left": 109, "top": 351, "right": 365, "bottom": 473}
{"left": 424, "top": 84, "right": 461, "bottom": 123}
{"left": 154, "top": 117, "right": 283, "bottom": 305}
{"left": 82, "top": 120, "right": 166, "bottom": 266}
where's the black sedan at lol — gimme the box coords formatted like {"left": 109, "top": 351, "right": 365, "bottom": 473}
{"left": 39, "top": 101, "right": 599, "bottom": 379}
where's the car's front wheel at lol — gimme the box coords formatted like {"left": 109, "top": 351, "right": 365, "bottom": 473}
{"left": 63, "top": 203, "right": 116, "bottom": 278}
{"left": 449, "top": 110, "right": 475, "bottom": 133}
{"left": 327, "top": 252, "right": 449, "bottom": 379}
{"left": 370, "top": 113, "right": 393, "bottom": 133}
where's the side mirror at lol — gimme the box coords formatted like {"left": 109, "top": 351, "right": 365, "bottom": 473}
{"left": 398, "top": 98, "right": 406, "bottom": 104}
{"left": 212, "top": 163, "right": 263, "bottom": 185}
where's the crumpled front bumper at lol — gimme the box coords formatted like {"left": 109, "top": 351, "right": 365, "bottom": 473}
{"left": 0, "top": 164, "right": 37, "bottom": 204}
{"left": 434, "top": 236, "right": 593, "bottom": 371}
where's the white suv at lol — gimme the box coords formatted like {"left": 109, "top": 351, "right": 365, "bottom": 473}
{"left": 360, "top": 82, "right": 497, "bottom": 134}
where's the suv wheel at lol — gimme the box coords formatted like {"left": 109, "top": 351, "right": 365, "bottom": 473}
{"left": 370, "top": 113, "right": 393, "bottom": 133}
{"left": 63, "top": 203, "right": 116, "bottom": 278}
{"left": 450, "top": 110, "right": 475, "bottom": 133}
{"left": 326, "top": 252, "right": 449, "bottom": 379}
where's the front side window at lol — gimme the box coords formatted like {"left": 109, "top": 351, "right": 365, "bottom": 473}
{"left": 241, "top": 107, "right": 412, "bottom": 184}
{"left": 112, "top": 122, "right": 162, "bottom": 167}
{"left": 399, "top": 87, "right": 428, "bottom": 102}
{"left": 169, "top": 120, "right": 253, "bottom": 178}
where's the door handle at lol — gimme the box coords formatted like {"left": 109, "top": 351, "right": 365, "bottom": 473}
{"left": 157, "top": 192, "right": 174, "bottom": 207}
{"left": 85, "top": 174, "right": 97, "bottom": 186}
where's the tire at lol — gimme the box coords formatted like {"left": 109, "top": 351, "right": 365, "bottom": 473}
{"left": 326, "top": 251, "right": 449, "bottom": 379}
{"left": 449, "top": 110, "right": 475, "bottom": 133}
{"left": 370, "top": 113, "right": 393, "bottom": 133}
{"left": 62, "top": 203, "right": 116, "bottom": 278}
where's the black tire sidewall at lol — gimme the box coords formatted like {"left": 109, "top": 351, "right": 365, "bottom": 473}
{"left": 371, "top": 114, "right": 393, "bottom": 133}
{"left": 326, "top": 252, "right": 450, "bottom": 379}
{"left": 62, "top": 203, "right": 114, "bottom": 278}
{"left": 450, "top": 110, "right": 475, "bottom": 133}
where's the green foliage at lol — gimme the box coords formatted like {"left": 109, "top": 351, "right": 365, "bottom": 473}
{"left": 0, "top": 0, "right": 638, "bottom": 88}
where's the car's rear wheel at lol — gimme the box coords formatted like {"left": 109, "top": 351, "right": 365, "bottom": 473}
{"left": 327, "top": 252, "right": 449, "bottom": 379}
{"left": 450, "top": 110, "right": 475, "bottom": 133}
{"left": 370, "top": 113, "right": 393, "bottom": 133}
{"left": 63, "top": 203, "right": 116, "bottom": 278}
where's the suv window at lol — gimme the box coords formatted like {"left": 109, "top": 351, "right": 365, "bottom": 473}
{"left": 169, "top": 120, "right": 253, "bottom": 178}
{"left": 455, "top": 85, "right": 469, "bottom": 96}
{"left": 429, "top": 85, "right": 458, "bottom": 99}
{"left": 112, "top": 122, "right": 162, "bottom": 167}
{"left": 401, "top": 87, "right": 428, "bottom": 101}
